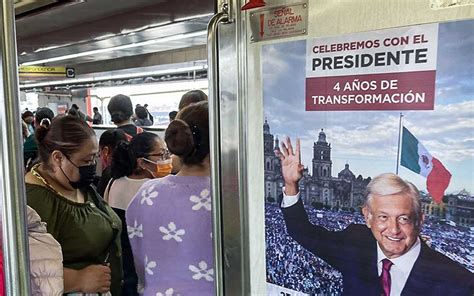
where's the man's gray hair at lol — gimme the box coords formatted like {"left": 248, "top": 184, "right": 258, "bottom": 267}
{"left": 364, "top": 173, "right": 422, "bottom": 226}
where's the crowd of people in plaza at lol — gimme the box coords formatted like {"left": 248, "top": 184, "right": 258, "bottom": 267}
{"left": 266, "top": 203, "right": 346, "bottom": 295}
{"left": 265, "top": 200, "right": 473, "bottom": 295}
{"left": 419, "top": 216, "right": 473, "bottom": 270}
{"left": 4, "top": 90, "right": 211, "bottom": 295}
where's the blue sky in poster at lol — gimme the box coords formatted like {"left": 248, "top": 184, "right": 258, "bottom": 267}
{"left": 262, "top": 20, "right": 473, "bottom": 193}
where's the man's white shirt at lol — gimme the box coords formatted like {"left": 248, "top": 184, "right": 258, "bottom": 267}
{"left": 280, "top": 187, "right": 300, "bottom": 208}
{"left": 377, "top": 239, "right": 420, "bottom": 296}
{"left": 281, "top": 189, "right": 421, "bottom": 296}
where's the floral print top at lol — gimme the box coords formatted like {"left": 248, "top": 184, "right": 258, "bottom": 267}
{"left": 126, "top": 175, "right": 214, "bottom": 296}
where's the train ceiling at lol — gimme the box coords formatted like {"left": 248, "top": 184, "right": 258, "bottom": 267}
{"left": 15, "top": 0, "right": 214, "bottom": 68}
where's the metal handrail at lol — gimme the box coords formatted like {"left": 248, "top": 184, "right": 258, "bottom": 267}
{"left": 207, "top": 5, "right": 229, "bottom": 296}
{"left": 0, "top": 0, "right": 32, "bottom": 295}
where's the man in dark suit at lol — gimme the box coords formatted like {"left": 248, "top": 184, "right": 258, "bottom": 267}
{"left": 277, "top": 137, "right": 473, "bottom": 295}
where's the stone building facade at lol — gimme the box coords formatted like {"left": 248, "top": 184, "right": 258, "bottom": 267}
{"left": 263, "top": 120, "right": 371, "bottom": 210}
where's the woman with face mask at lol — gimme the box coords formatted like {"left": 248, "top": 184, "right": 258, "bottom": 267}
{"left": 126, "top": 101, "right": 213, "bottom": 295}
{"left": 24, "top": 115, "right": 122, "bottom": 295}
{"left": 96, "top": 129, "right": 127, "bottom": 197}
{"left": 104, "top": 132, "right": 172, "bottom": 296}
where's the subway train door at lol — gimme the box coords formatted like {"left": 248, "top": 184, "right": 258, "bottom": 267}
{"left": 207, "top": 0, "right": 291, "bottom": 294}
{"left": 210, "top": 0, "right": 473, "bottom": 295}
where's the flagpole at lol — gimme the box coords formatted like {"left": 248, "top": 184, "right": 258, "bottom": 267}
{"left": 396, "top": 112, "right": 404, "bottom": 174}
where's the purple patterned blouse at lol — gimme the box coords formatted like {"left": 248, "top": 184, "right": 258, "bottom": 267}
{"left": 126, "top": 175, "right": 215, "bottom": 296}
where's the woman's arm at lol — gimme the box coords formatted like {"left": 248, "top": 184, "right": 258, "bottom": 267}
{"left": 64, "top": 265, "right": 111, "bottom": 293}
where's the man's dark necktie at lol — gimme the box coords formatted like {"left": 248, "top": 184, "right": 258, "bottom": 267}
{"left": 380, "top": 258, "right": 393, "bottom": 296}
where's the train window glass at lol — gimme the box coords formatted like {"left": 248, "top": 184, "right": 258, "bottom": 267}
{"left": 90, "top": 79, "right": 208, "bottom": 126}
{"left": 20, "top": 92, "right": 39, "bottom": 113}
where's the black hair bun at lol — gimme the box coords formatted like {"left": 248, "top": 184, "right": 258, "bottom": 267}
{"left": 35, "top": 124, "right": 49, "bottom": 144}
{"left": 111, "top": 112, "right": 128, "bottom": 124}
{"left": 165, "top": 119, "right": 194, "bottom": 157}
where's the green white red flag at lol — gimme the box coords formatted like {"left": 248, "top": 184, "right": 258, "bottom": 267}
{"left": 400, "top": 127, "right": 451, "bottom": 203}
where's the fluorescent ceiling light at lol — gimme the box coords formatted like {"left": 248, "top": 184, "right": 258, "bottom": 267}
{"left": 174, "top": 13, "right": 214, "bottom": 22}
{"left": 34, "top": 43, "right": 74, "bottom": 53}
{"left": 120, "top": 14, "right": 212, "bottom": 34}
{"left": 121, "top": 21, "right": 172, "bottom": 35}
{"left": 21, "top": 30, "right": 207, "bottom": 66}
{"left": 19, "top": 65, "right": 207, "bottom": 89}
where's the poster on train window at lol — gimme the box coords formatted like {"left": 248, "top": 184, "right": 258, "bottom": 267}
{"left": 263, "top": 20, "right": 474, "bottom": 295}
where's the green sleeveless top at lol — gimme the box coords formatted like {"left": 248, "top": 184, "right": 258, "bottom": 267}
{"left": 26, "top": 183, "right": 123, "bottom": 295}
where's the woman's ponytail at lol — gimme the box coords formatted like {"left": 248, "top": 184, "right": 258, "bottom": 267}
{"left": 110, "top": 141, "right": 133, "bottom": 179}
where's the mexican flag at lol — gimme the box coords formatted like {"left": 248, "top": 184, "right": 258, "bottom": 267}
{"left": 400, "top": 127, "right": 451, "bottom": 203}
